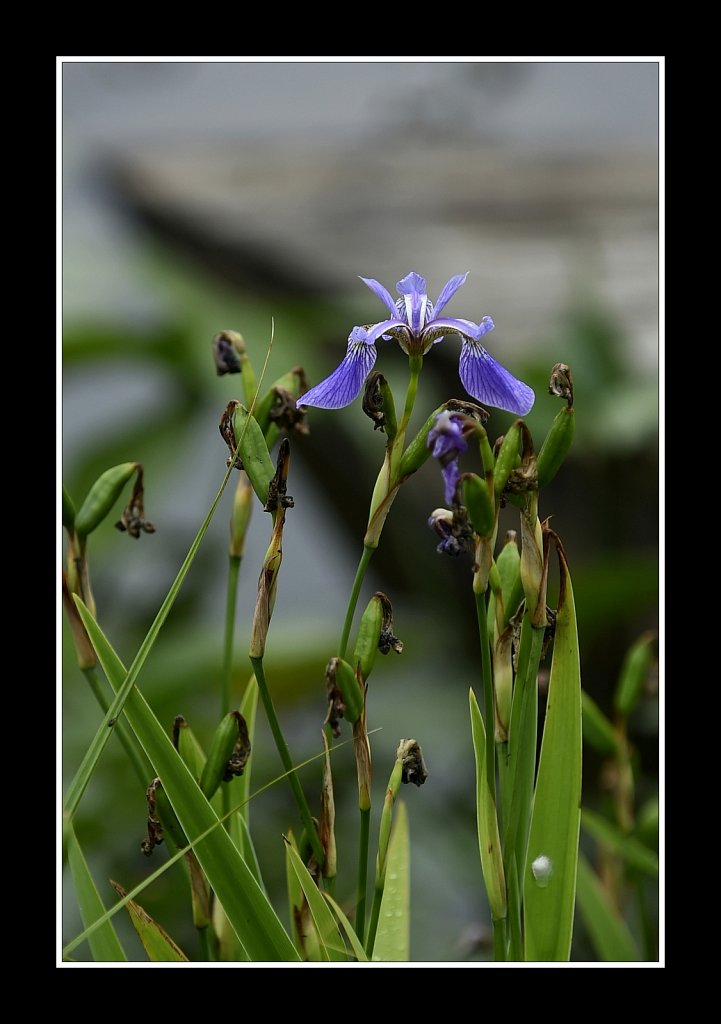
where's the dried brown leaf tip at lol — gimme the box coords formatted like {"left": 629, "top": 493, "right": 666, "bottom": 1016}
{"left": 219, "top": 400, "right": 244, "bottom": 469}
{"left": 265, "top": 438, "right": 295, "bottom": 513}
{"left": 141, "top": 778, "right": 164, "bottom": 856}
{"left": 324, "top": 657, "right": 345, "bottom": 738}
{"left": 444, "top": 398, "right": 490, "bottom": 425}
{"left": 396, "top": 738, "right": 428, "bottom": 787}
{"left": 224, "top": 712, "right": 251, "bottom": 781}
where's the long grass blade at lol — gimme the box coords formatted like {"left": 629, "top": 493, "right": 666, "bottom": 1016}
{"left": 65, "top": 823, "right": 127, "bottom": 962}
{"left": 74, "top": 599, "right": 299, "bottom": 962}
{"left": 576, "top": 855, "right": 640, "bottom": 962}
{"left": 284, "top": 839, "right": 347, "bottom": 961}
{"left": 581, "top": 809, "right": 659, "bottom": 877}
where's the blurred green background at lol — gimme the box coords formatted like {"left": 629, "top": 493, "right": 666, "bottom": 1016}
{"left": 62, "top": 61, "right": 659, "bottom": 961}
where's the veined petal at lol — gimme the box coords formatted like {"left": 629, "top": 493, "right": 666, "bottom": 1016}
{"left": 459, "top": 341, "right": 535, "bottom": 416}
{"left": 360, "top": 277, "right": 398, "bottom": 318}
{"left": 433, "top": 272, "right": 469, "bottom": 317}
{"left": 396, "top": 272, "right": 428, "bottom": 332}
{"left": 297, "top": 337, "right": 377, "bottom": 410}
{"left": 396, "top": 272, "right": 427, "bottom": 296}
{"left": 364, "top": 318, "right": 410, "bottom": 345}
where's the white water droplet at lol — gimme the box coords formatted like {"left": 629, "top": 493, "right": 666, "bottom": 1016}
{"left": 531, "top": 854, "right": 553, "bottom": 887}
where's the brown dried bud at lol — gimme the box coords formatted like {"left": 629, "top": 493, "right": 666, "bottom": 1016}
{"left": 223, "top": 712, "right": 251, "bottom": 781}
{"left": 268, "top": 386, "right": 309, "bottom": 436}
{"left": 376, "top": 591, "right": 404, "bottom": 656}
{"left": 548, "top": 363, "right": 574, "bottom": 407}
{"left": 396, "top": 738, "right": 428, "bottom": 787}
{"left": 324, "top": 657, "right": 345, "bottom": 738}
{"left": 115, "top": 466, "right": 155, "bottom": 538}
{"left": 219, "top": 400, "right": 244, "bottom": 469}
{"left": 264, "top": 438, "right": 295, "bottom": 514}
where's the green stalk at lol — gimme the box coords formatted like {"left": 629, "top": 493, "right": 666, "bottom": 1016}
{"left": 504, "top": 616, "right": 545, "bottom": 884}
{"left": 198, "top": 925, "right": 215, "bottom": 962}
{"left": 250, "top": 655, "right": 324, "bottom": 868}
{"left": 221, "top": 554, "right": 242, "bottom": 823}
{"left": 396, "top": 355, "right": 423, "bottom": 438}
{"left": 492, "top": 915, "right": 507, "bottom": 962}
{"left": 338, "top": 546, "right": 374, "bottom": 660}
{"left": 474, "top": 594, "right": 496, "bottom": 805}
{"left": 64, "top": 456, "right": 238, "bottom": 820}
{"left": 355, "top": 806, "right": 371, "bottom": 940}
{"left": 81, "top": 667, "right": 150, "bottom": 789}
{"left": 221, "top": 555, "right": 242, "bottom": 718}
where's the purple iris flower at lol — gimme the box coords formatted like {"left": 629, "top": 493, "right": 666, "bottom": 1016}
{"left": 428, "top": 410, "right": 468, "bottom": 504}
{"left": 297, "top": 272, "right": 534, "bottom": 416}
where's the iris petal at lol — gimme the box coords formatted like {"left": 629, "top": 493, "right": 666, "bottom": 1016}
{"left": 459, "top": 341, "right": 535, "bottom": 415}
{"left": 433, "top": 273, "right": 469, "bottom": 317}
{"left": 359, "top": 277, "right": 399, "bottom": 318}
{"left": 396, "top": 272, "right": 427, "bottom": 296}
{"left": 297, "top": 337, "right": 377, "bottom": 410}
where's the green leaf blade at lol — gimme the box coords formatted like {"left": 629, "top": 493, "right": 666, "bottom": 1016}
{"left": 65, "top": 824, "right": 127, "bottom": 963}
{"left": 372, "top": 801, "right": 410, "bottom": 962}
{"left": 110, "top": 881, "right": 188, "bottom": 962}
{"left": 524, "top": 548, "right": 582, "bottom": 962}
{"left": 284, "top": 839, "right": 347, "bottom": 961}
{"left": 469, "top": 690, "right": 507, "bottom": 922}
{"left": 576, "top": 855, "right": 640, "bottom": 962}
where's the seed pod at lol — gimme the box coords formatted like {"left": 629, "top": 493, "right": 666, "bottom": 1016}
{"left": 493, "top": 626, "right": 513, "bottom": 741}
{"left": 397, "top": 404, "right": 445, "bottom": 479}
{"left": 614, "top": 632, "right": 655, "bottom": 718}
{"left": 353, "top": 595, "right": 384, "bottom": 681}
{"left": 493, "top": 421, "right": 522, "bottom": 496}
{"left": 462, "top": 472, "right": 495, "bottom": 538}
{"left": 495, "top": 531, "right": 524, "bottom": 627}
{"left": 62, "top": 486, "right": 76, "bottom": 534}
{"left": 226, "top": 402, "right": 275, "bottom": 506}
{"left": 199, "top": 711, "right": 248, "bottom": 801}
{"left": 172, "top": 715, "right": 207, "bottom": 784}
{"left": 537, "top": 406, "right": 575, "bottom": 489}
{"left": 74, "top": 463, "right": 137, "bottom": 538}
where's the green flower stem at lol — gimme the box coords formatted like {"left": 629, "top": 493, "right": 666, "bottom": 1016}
{"left": 474, "top": 593, "right": 497, "bottom": 806}
{"left": 221, "top": 555, "right": 242, "bottom": 718}
{"left": 81, "top": 667, "right": 150, "bottom": 789}
{"left": 504, "top": 616, "right": 545, "bottom": 886}
{"left": 221, "top": 554, "right": 242, "bottom": 823}
{"left": 474, "top": 593, "right": 508, "bottom": 961}
{"left": 396, "top": 355, "right": 423, "bottom": 439}
{"left": 355, "top": 805, "right": 371, "bottom": 940}
{"left": 198, "top": 924, "right": 215, "bottom": 962}
{"left": 492, "top": 915, "right": 507, "bottom": 962}
{"left": 340, "top": 358, "right": 424, "bottom": 660}
{"left": 250, "top": 655, "right": 324, "bottom": 868}
{"left": 339, "top": 546, "right": 375, "bottom": 660}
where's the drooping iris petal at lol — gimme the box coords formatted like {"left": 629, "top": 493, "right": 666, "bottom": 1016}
{"left": 422, "top": 316, "right": 484, "bottom": 349}
{"left": 359, "top": 277, "right": 399, "bottom": 318}
{"left": 297, "top": 331, "right": 377, "bottom": 409}
{"left": 459, "top": 341, "right": 535, "bottom": 416}
{"left": 432, "top": 273, "right": 469, "bottom": 318}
